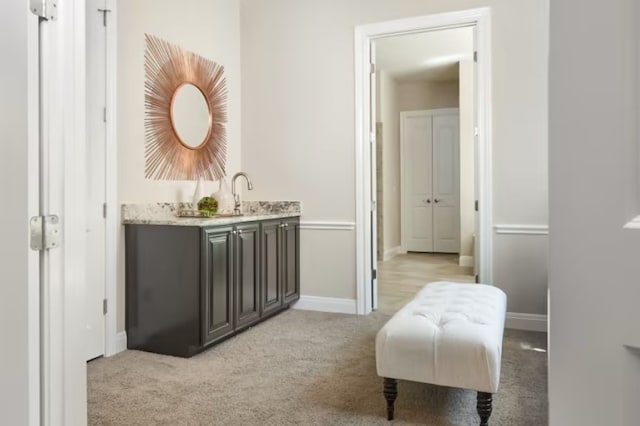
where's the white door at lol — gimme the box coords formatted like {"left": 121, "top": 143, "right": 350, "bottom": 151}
{"left": 369, "top": 41, "right": 378, "bottom": 310}
{"left": 432, "top": 114, "right": 461, "bottom": 253}
{"left": 0, "top": 3, "right": 41, "bottom": 424}
{"left": 403, "top": 113, "right": 434, "bottom": 252}
{"left": 402, "top": 110, "right": 460, "bottom": 253}
{"left": 85, "top": 0, "right": 107, "bottom": 360}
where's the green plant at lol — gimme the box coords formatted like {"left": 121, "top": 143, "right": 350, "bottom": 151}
{"left": 197, "top": 196, "right": 218, "bottom": 217}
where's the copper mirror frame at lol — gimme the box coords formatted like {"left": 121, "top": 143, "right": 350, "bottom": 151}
{"left": 144, "top": 34, "right": 227, "bottom": 180}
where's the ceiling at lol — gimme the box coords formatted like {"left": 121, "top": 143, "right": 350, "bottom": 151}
{"left": 375, "top": 27, "right": 474, "bottom": 82}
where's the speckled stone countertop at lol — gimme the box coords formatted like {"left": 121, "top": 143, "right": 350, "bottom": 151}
{"left": 121, "top": 201, "right": 301, "bottom": 226}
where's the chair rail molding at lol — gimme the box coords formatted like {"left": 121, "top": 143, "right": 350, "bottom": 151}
{"left": 299, "top": 221, "right": 355, "bottom": 231}
{"left": 623, "top": 215, "right": 640, "bottom": 230}
{"left": 494, "top": 224, "right": 549, "bottom": 235}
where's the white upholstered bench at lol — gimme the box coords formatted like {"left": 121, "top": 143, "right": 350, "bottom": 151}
{"left": 375, "top": 281, "right": 507, "bottom": 425}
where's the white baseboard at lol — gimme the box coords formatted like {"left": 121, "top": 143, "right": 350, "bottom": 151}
{"left": 114, "top": 331, "right": 127, "bottom": 355}
{"left": 459, "top": 255, "right": 474, "bottom": 267}
{"left": 383, "top": 246, "right": 402, "bottom": 261}
{"left": 506, "top": 312, "right": 548, "bottom": 332}
{"left": 292, "top": 296, "right": 357, "bottom": 314}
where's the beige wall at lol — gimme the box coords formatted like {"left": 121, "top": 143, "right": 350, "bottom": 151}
{"left": 396, "top": 80, "right": 459, "bottom": 111}
{"left": 459, "top": 60, "right": 475, "bottom": 259}
{"left": 240, "top": 0, "right": 549, "bottom": 315}
{"left": 379, "top": 72, "right": 400, "bottom": 254}
{"left": 117, "top": 0, "right": 242, "bottom": 331}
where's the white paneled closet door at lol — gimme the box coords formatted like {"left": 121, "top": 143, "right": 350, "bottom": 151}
{"left": 402, "top": 109, "right": 460, "bottom": 254}
{"left": 404, "top": 113, "right": 434, "bottom": 252}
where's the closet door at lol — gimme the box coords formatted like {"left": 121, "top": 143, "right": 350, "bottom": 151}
{"left": 432, "top": 114, "right": 461, "bottom": 253}
{"left": 403, "top": 113, "right": 434, "bottom": 252}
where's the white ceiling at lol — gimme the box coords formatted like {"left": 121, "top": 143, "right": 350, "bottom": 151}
{"left": 375, "top": 27, "right": 474, "bottom": 82}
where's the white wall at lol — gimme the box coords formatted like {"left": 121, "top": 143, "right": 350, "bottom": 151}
{"left": 459, "top": 60, "right": 475, "bottom": 259}
{"left": 240, "top": 0, "right": 549, "bottom": 315}
{"left": 549, "top": 0, "right": 640, "bottom": 423}
{"left": 117, "top": 0, "right": 242, "bottom": 330}
{"left": 0, "top": 2, "right": 34, "bottom": 423}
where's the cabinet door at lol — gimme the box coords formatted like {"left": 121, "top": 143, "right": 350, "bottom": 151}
{"left": 261, "top": 220, "right": 282, "bottom": 316}
{"left": 282, "top": 218, "right": 300, "bottom": 305}
{"left": 202, "top": 226, "right": 235, "bottom": 344}
{"left": 235, "top": 222, "right": 260, "bottom": 329}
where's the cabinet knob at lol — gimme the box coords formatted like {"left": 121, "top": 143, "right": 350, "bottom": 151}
{"left": 434, "top": 198, "right": 441, "bottom": 203}
{"left": 280, "top": 223, "right": 285, "bottom": 228}
{"left": 284, "top": 223, "right": 289, "bottom": 227}
{"left": 237, "top": 229, "right": 243, "bottom": 234}
{"left": 425, "top": 199, "right": 431, "bottom": 204}
{"left": 232, "top": 230, "right": 237, "bottom": 235}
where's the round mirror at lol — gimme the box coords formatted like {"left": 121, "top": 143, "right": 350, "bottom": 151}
{"left": 170, "top": 83, "right": 212, "bottom": 149}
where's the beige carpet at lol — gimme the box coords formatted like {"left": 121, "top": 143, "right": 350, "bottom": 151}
{"left": 88, "top": 310, "right": 547, "bottom": 425}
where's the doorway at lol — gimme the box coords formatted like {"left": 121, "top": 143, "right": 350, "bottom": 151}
{"left": 355, "top": 8, "right": 493, "bottom": 315}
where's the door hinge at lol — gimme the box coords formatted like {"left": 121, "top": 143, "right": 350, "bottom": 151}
{"left": 103, "top": 107, "right": 107, "bottom": 123}
{"left": 372, "top": 269, "right": 377, "bottom": 280}
{"left": 475, "top": 274, "right": 479, "bottom": 283}
{"left": 475, "top": 200, "right": 479, "bottom": 212}
{"left": 370, "top": 132, "right": 376, "bottom": 145}
{"left": 371, "top": 200, "right": 377, "bottom": 212}
{"left": 103, "top": 203, "right": 107, "bottom": 218}
{"left": 98, "top": 8, "right": 111, "bottom": 26}
{"left": 30, "top": 215, "right": 61, "bottom": 251}
{"left": 30, "top": 0, "right": 58, "bottom": 20}
{"left": 370, "top": 63, "right": 376, "bottom": 74}
{"left": 473, "top": 51, "right": 478, "bottom": 63}
{"left": 474, "top": 126, "right": 479, "bottom": 136}
{"left": 103, "top": 299, "right": 108, "bottom": 315}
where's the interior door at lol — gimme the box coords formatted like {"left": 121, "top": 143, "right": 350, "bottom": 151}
{"left": 432, "top": 114, "right": 461, "bottom": 253}
{"left": 403, "top": 112, "right": 434, "bottom": 252}
{"left": 85, "top": 0, "right": 107, "bottom": 360}
{"left": 369, "top": 40, "right": 378, "bottom": 310}
{"left": 0, "top": 3, "right": 42, "bottom": 423}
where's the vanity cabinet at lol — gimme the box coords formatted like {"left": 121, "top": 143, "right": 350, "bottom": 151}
{"left": 125, "top": 216, "right": 299, "bottom": 358}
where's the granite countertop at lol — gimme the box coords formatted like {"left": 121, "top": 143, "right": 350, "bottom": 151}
{"left": 122, "top": 201, "right": 300, "bottom": 226}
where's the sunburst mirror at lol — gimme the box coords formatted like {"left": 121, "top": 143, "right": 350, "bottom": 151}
{"left": 144, "top": 34, "right": 227, "bottom": 180}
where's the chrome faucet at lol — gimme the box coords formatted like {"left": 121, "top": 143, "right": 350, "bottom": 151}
{"left": 231, "top": 172, "right": 254, "bottom": 215}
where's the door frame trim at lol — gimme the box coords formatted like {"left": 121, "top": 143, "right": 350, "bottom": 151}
{"left": 354, "top": 8, "right": 493, "bottom": 315}
{"left": 400, "top": 108, "right": 460, "bottom": 253}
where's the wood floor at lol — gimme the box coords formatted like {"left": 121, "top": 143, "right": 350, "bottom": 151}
{"left": 377, "top": 252, "right": 474, "bottom": 314}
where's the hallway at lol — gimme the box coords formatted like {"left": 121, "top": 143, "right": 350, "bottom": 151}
{"left": 377, "top": 253, "right": 474, "bottom": 314}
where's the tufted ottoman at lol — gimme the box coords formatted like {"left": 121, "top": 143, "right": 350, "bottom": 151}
{"left": 375, "top": 281, "right": 507, "bottom": 425}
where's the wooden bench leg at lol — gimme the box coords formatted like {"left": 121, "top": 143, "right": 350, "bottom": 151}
{"left": 477, "top": 392, "right": 493, "bottom": 426}
{"left": 383, "top": 377, "right": 397, "bottom": 420}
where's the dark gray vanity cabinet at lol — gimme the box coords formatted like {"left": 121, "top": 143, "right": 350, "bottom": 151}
{"left": 125, "top": 216, "right": 299, "bottom": 358}
{"left": 261, "top": 217, "right": 300, "bottom": 316}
